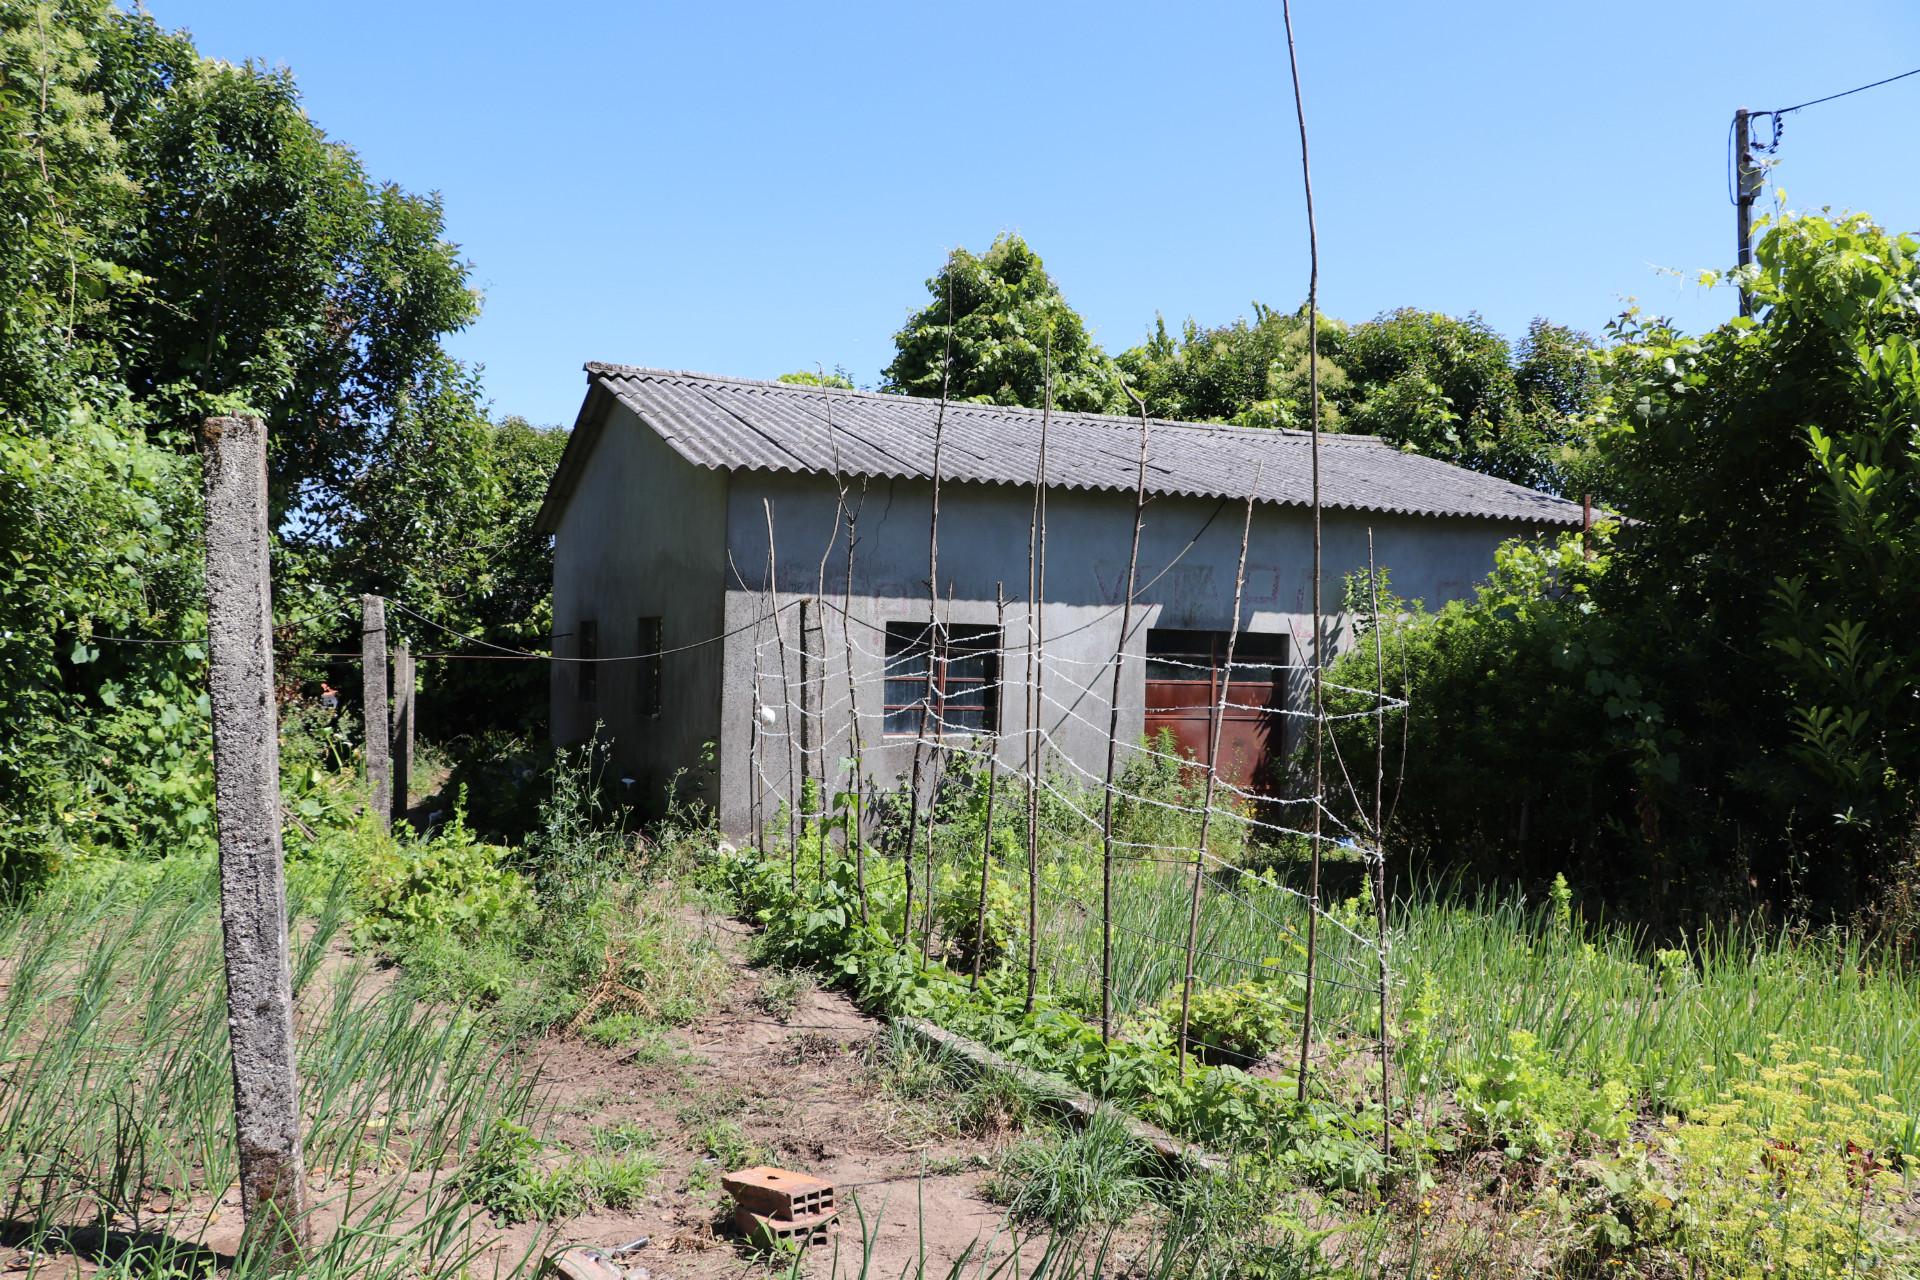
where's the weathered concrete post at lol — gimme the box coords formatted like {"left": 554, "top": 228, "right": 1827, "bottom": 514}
{"left": 197, "top": 414, "right": 311, "bottom": 1266}
{"left": 391, "top": 642, "right": 413, "bottom": 824}
{"left": 361, "top": 594, "right": 389, "bottom": 830}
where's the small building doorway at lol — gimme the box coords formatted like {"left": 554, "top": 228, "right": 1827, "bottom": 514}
{"left": 1143, "top": 628, "right": 1288, "bottom": 793}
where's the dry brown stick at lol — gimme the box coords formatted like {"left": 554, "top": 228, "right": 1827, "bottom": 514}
{"left": 1178, "top": 465, "right": 1261, "bottom": 1077}
{"left": 762, "top": 499, "right": 800, "bottom": 885}
{"left": 971, "top": 585, "right": 1007, "bottom": 990}
{"left": 1368, "top": 528, "right": 1391, "bottom": 1164}
{"left": 1023, "top": 338, "right": 1053, "bottom": 1013}
{"left": 1282, "top": 0, "right": 1325, "bottom": 1104}
{"left": 920, "top": 584, "right": 953, "bottom": 962}
{"left": 813, "top": 367, "right": 852, "bottom": 868}
{"left": 748, "top": 600, "right": 765, "bottom": 859}
{"left": 902, "top": 265, "right": 957, "bottom": 954}
{"left": 1102, "top": 387, "right": 1153, "bottom": 1041}
{"left": 843, "top": 485, "right": 870, "bottom": 920}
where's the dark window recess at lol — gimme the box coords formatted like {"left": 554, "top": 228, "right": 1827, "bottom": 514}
{"left": 577, "top": 620, "right": 598, "bottom": 701}
{"left": 1145, "top": 627, "right": 1287, "bottom": 685}
{"left": 883, "top": 622, "right": 1000, "bottom": 736}
{"left": 637, "top": 616, "right": 663, "bottom": 718}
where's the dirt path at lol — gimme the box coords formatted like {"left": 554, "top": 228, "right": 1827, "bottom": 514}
{"left": 477, "top": 905, "right": 1049, "bottom": 1279}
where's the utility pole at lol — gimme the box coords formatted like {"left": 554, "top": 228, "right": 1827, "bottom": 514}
{"left": 198, "top": 415, "right": 311, "bottom": 1268}
{"left": 361, "top": 595, "right": 390, "bottom": 831}
{"left": 1734, "top": 106, "right": 1760, "bottom": 317}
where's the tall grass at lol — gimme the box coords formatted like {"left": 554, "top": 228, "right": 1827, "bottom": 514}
{"left": 0, "top": 860, "right": 545, "bottom": 1278}
{"left": 885, "top": 759, "right": 1920, "bottom": 1140}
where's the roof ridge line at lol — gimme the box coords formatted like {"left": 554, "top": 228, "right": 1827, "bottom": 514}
{"left": 582, "top": 362, "right": 1389, "bottom": 448}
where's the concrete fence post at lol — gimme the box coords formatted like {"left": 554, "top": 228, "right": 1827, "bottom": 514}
{"left": 361, "top": 594, "right": 389, "bottom": 830}
{"left": 197, "top": 414, "right": 311, "bottom": 1268}
{"left": 391, "top": 642, "right": 413, "bottom": 824}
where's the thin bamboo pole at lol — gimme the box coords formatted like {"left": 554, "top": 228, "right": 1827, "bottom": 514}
{"left": 1283, "top": 0, "right": 1326, "bottom": 1104}
{"left": 1101, "top": 390, "right": 1153, "bottom": 1042}
{"left": 1177, "top": 466, "right": 1261, "bottom": 1076}
{"left": 971, "top": 585, "right": 1006, "bottom": 990}
{"left": 1023, "top": 338, "right": 1052, "bottom": 1014}
{"left": 763, "top": 499, "right": 799, "bottom": 886}
{"left": 1369, "top": 528, "right": 1391, "bottom": 1164}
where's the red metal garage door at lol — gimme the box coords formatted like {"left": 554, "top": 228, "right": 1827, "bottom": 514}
{"left": 1142, "top": 628, "right": 1288, "bottom": 793}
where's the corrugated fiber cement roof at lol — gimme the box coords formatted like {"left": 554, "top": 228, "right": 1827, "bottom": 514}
{"left": 581, "top": 363, "right": 1587, "bottom": 526}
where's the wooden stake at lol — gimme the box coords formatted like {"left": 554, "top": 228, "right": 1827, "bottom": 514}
{"left": 1283, "top": 0, "right": 1325, "bottom": 1104}
{"left": 843, "top": 495, "right": 869, "bottom": 921}
{"left": 1101, "top": 390, "right": 1153, "bottom": 1042}
{"left": 920, "top": 586, "right": 953, "bottom": 963}
{"left": 361, "top": 594, "right": 389, "bottom": 831}
{"left": 799, "top": 598, "right": 821, "bottom": 875}
{"left": 1368, "top": 529, "right": 1391, "bottom": 1163}
{"left": 762, "top": 499, "right": 799, "bottom": 883}
{"left": 903, "top": 261, "right": 956, "bottom": 956}
{"left": 198, "top": 414, "right": 310, "bottom": 1268}
{"left": 748, "top": 589, "right": 767, "bottom": 859}
{"left": 971, "top": 585, "right": 1006, "bottom": 990}
{"left": 1178, "top": 468, "right": 1260, "bottom": 1076}
{"left": 1023, "top": 343, "right": 1052, "bottom": 1013}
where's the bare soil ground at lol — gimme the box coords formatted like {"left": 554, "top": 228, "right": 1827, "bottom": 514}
{"left": 0, "top": 903, "right": 1051, "bottom": 1280}
{"left": 475, "top": 908, "right": 1052, "bottom": 1280}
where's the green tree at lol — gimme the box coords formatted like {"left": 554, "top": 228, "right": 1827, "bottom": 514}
{"left": 0, "top": 1, "right": 552, "bottom": 881}
{"left": 883, "top": 234, "right": 1123, "bottom": 413}
{"left": 1115, "top": 303, "right": 1347, "bottom": 430}
{"left": 1326, "top": 212, "right": 1920, "bottom": 919}
{"left": 777, "top": 367, "right": 854, "bottom": 390}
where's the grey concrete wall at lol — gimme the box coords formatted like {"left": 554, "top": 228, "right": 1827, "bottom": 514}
{"left": 550, "top": 401, "right": 729, "bottom": 815}
{"left": 714, "top": 468, "right": 1540, "bottom": 834}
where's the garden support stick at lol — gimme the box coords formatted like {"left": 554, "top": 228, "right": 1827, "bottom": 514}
{"left": 1369, "top": 528, "right": 1391, "bottom": 1162}
{"left": 971, "top": 585, "right": 1006, "bottom": 990}
{"left": 1101, "top": 390, "right": 1151, "bottom": 1041}
{"left": 1023, "top": 336, "right": 1052, "bottom": 1014}
{"left": 762, "top": 499, "right": 799, "bottom": 881}
{"left": 1178, "top": 472, "right": 1259, "bottom": 1077}
{"left": 1283, "top": 0, "right": 1325, "bottom": 1103}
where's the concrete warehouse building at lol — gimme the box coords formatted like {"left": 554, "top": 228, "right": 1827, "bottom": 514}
{"left": 533, "top": 364, "right": 1589, "bottom": 832}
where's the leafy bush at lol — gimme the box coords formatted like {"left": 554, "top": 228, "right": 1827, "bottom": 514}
{"left": 1165, "top": 979, "right": 1300, "bottom": 1067}
{"left": 1588, "top": 1042, "right": 1916, "bottom": 1277}
{"left": 1456, "top": 1027, "right": 1631, "bottom": 1158}
{"left": 354, "top": 804, "right": 531, "bottom": 949}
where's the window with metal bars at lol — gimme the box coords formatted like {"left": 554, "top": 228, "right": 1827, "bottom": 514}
{"left": 636, "top": 616, "right": 662, "bottom": 718}
{"left": 1144, "top": 628, "right": 1288, "bottom": 684}
{"left": 883, "top": 622, "right": 1000, "bottom": 735}
{"left": 577, "top": 620, "right": 597, "bottom": 701}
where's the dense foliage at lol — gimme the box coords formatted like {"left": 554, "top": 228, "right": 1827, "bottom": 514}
{"left": 0, "top": 0, "right": 558, "bottom": 886}
{"left": 883, "top": 233, "right": 1126, "bottom": 413}
{"left": 1327, "top": 212, "right": 1920, "bottom": 925}
{"left": 883, "top": 236, "right": 1600, "bottom": 494}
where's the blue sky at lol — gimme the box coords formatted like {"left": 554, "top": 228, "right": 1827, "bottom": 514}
{"left": 156, "top": 1, "right": 1920, "bottom": 427}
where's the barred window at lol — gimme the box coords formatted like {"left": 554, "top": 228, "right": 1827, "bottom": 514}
{"left": 883, "top": 622, "right": 1000, "bottom": 735}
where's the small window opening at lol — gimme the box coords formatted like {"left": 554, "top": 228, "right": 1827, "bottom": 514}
{"left": 883, "top": 622, "right": 1000, "bottom": 735}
